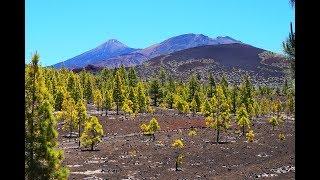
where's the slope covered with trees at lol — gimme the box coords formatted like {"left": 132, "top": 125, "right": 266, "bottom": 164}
{"left": 25, "top": 52, "right": 294, "bottom": 179}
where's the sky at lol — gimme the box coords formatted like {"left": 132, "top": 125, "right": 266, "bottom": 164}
{"left": 26, "top": 0, "right": 295, "bottom": 66}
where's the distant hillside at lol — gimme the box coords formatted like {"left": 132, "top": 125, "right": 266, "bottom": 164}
{"left": 53, "top": 39, "right": 139, "bottom": 69}
{"left": 135, "top": 43, "right": 289, "bottom": 86}
{"left": 52, "top": 33, "right": 241, "bottom": 69}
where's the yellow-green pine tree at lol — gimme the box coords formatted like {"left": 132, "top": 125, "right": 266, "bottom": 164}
{"left": 80, "top": 116, "right": 104, "bottom": 151}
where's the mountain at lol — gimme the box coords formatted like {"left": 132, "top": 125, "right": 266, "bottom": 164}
{"left": 137, "top": 33, "right": 241, "bottom": 58}
{"left": 53, "top": 33, "right": 241, "bottom": 69}
{"left": 135, "top": 43, "right": 289, "bottom": 85}
{"left": 53, "top": 39, "right": 139, "bottom": 69}
{"left": 95, "top": 33, "right": 241, "bottom": 67}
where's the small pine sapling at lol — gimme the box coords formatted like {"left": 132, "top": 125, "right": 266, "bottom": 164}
{"left": 246, "top": 130, "right": 255, "bottom": 142}
{"left": 149, "top": 118, "right": 160, "bottom": 141}
{"left": 268, "top": 116, "right": 279, "bottom": 131}
{"left": 188, "top": 127, "right": 197, "bottom": 137}
{"left": 172, "top": 139, "right": 185, "bottom": 171}
{"left": 279, "top": 133, "right": 285, "bottom": 141}
{"left": 140, "top": 118, "right": 160, "bottom": 141}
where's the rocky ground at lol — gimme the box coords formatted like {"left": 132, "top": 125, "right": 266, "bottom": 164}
{"left": 58, "top": 104, "right": 295, "bottom": 179}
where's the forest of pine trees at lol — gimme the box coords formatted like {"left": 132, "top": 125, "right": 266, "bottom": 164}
{"left": 25, "top": 53, "right": 294, "bottom": 179}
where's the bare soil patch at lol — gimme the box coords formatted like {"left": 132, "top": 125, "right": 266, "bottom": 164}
{"left": 58, "top": 106, "right": 295, "bottom": 179}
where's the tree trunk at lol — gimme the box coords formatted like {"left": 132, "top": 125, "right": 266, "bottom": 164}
{"left": 152, "top": 133, "right": 155, "bottom": 141}
{"left": 78, "top": 122, "right": 81, "bottom": 148}
{"left": 106, "top": 109, "right": 108, "bottom": 116}
{"left": 216, "top": 128, "right": 220, "bottom": 144}
{"left": 116, "top": 102, "right": 119, "bottom": 115}
{"left": 70, "top": 126, "right": 72, "bottom": 138}
{"left": 175, "top": 151, "right": 179, "bottom": 171}
{"left": 91, "top": 142, "right": 94, "bottom": 151}
{"left": 242, "top": 125, "right": 245, "bottom": 136}
{"left": 272, "top": 126, "right": 274, "bottom": 131}
{"left": 175, "top": 157, "right": 179, "bottom": 171}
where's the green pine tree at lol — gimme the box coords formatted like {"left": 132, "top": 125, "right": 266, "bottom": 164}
{"left": 25, "top": 52, "right": 69, "bottom": 179}
{"left": 80, "top": 116, "right": 104, "bottom": 151}
{"left": 113, "top": 70, "right": 125, "bottom": 115}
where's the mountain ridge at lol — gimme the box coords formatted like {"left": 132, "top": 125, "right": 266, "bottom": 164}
{"left": 52, "top": 33, "right": 241, "bottom": 69}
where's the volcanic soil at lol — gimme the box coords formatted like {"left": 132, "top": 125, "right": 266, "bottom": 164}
{"left": 58, "top": 104, "right": 295, "bottom": 179}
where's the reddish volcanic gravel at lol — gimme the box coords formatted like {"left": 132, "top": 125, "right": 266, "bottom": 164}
{"left": 57, "top": 105, "right": 295, "bottom": 179}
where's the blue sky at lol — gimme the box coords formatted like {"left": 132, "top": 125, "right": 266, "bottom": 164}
{"left": 26, "top": 0, "right": 295, "bottom": 66}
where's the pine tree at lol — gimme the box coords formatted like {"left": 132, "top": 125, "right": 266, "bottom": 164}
{"left": 194, "top": 91, "right": 202, "bottom": 112}
{"left": 61, "top": 94, "right": 78, "bottom": 137}
{"left": 172, "top": 139, "right": 184, "bottom": 171}
{"left": 231, "top": 84, "right": 239, "bottom": 114}
{"left": 99, "top": 68, "right": 111, "bottom": 83}
{"left": 93, "top": 89, "right": 103, "bottom": 112}
{"left": 253, "top": 99, "right": 261, "bottom": 117}
{"left": 149, "top": 118, "right": 160, "bottom": 141}
{"left": 103, "top": 90, "right": 113, "bottom": 116}
{"left": 76, "top": 100, "right": 87, "bottom": 147}
{"left": 175, "top": 95, "right": 189, "bottom": 114}
{"left": 25, "top": 53, "right": 69, "bottom": 179}
{"left": 272, "top": 99, "right": 282, "bottom": 118}
{"left": 159, "top": 67, "right": 167, "bottom": 86}
{"left": 137, "top": 81, "right": 147, "bottom": 112}
{"left": 67, "top": 73, "right": 75, "bottom": 97}
{"left": 240, "top": 75, "right": 254, "bottom": 114}
{"left": 122, "top": 99, "right": 133, "bottom": 118}
{"left": 190, "top": 98, "right": 197, "bottom": 116}
{"left": 128, "top": 67, "right": 138, "bottom": 88}
{"left": 128, "top": 87, "right": 139, "bottom": 114}
{"left": 205, "top": 85, "right": 231, "bottom": 143}
{"left": 140, "top": 118, "right": 160, "bottom": 141}
{"left": 167, "top": 76, "right": 176, "bottom": 93}
{"left": 201, "top": 98, "right": 212, "bottom": 117}
{"left": 113, "top": 70, "right": 125, "bottom": 115}
{"left": 150, "top": 79, "right": 160, "bottom": 106}
{"left": 220, "top": 75, "right": 229, "bottom": 96}
{"left": 80, "top": 116, "right": 104, "bottom": 151}
{"left": 84, "top": 76, "right": 94, "bottom": 103}
{"left": 236, "top": 104, "right": 251, "bottom": 136}
{"left": 260, "top": 97, "right": 270, "bottom": 116}
{"left": 286, "top": 93, "right": 295, "bottom": 115}
{"left": 282, "top": 79, "right": 289, "bottom": 96}
{"left": 188, "top": 74, "right": 199, "bottom": 102}
{"left": 54, "top": 86, "right": 66, "bottom": 111}
{"left": 208, "top": 73, "right": 216, "bottom": 98}
{"left": 247, "top": 103, "right": 255, "bottom": 120}
{"left": 283, "top": 22, "right": 295, "bottom": 79}
{"left": 165, "top": 92, "right": 174, "bottom": 109}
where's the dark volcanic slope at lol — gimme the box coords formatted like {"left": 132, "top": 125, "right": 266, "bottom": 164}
{"left": 136, "top": 43, "right": 289, "bottom": 85}
{"left": 149, "top": 43, "right": 263, "bottom": 70}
